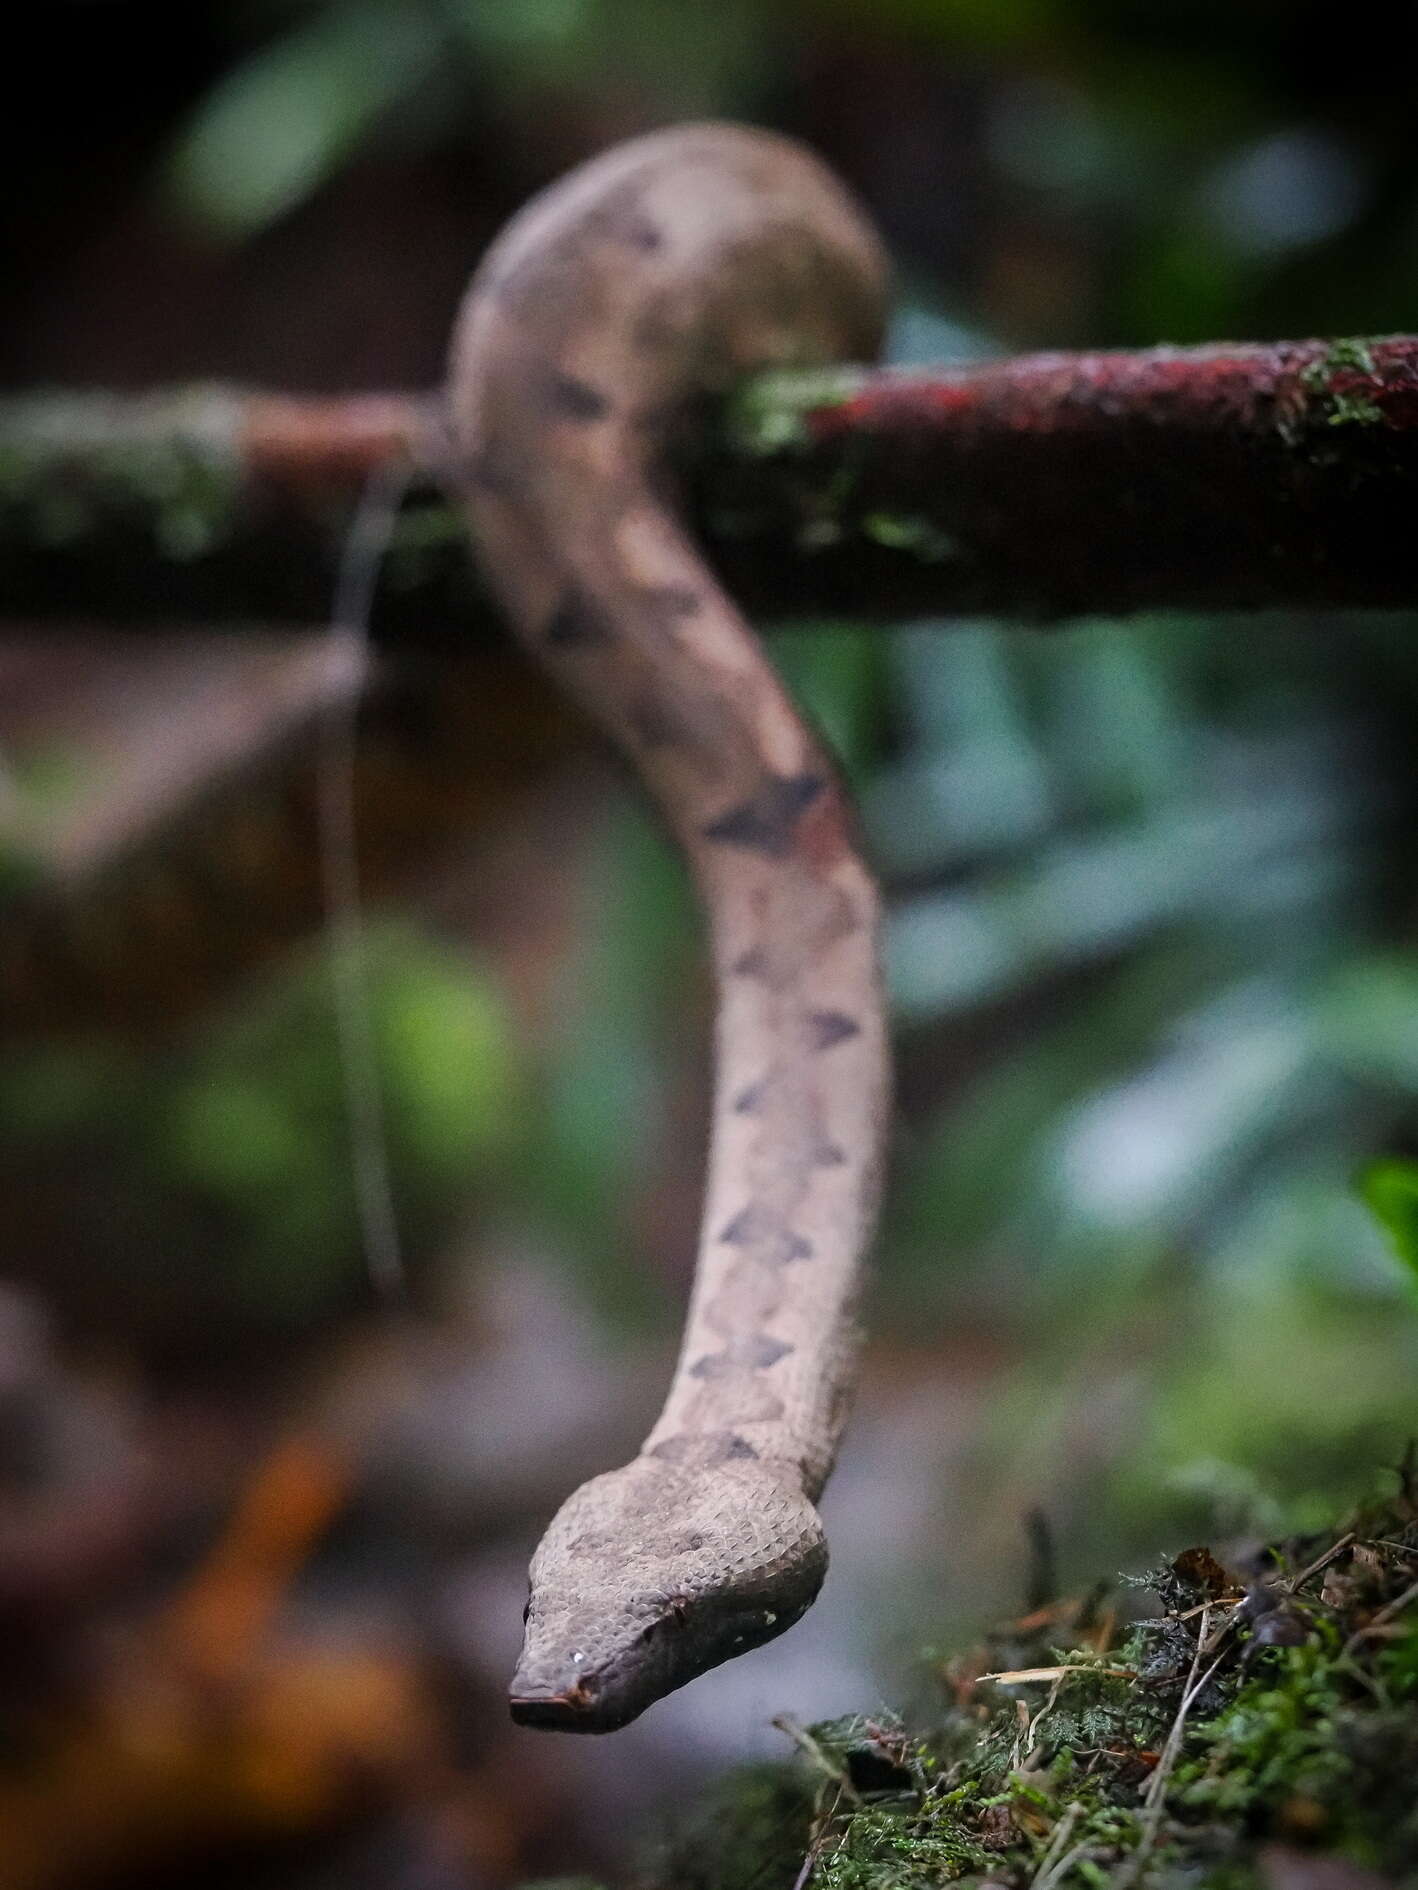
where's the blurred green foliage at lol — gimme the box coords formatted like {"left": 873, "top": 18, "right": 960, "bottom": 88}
{"left": 165, "top": 0, "right": 778, "bottom": 236}
{"left": 162, "top": 0, "right": 1418, "bottom": 342}
{"left": 857, "top": 598, "right": 1418, "bottom": 1549}
{"left": 1359, "top": 1157, "right": 1418, "bottom": 1289}
{"left": 1, "top": 925, "right": 520, "bottom": 1322}
{"left": 166, "top": 1, "right": 444, "bottom": 236}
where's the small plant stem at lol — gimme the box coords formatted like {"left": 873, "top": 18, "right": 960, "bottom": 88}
{"left": 1286, "top": 1532, "right": 1356, "bottom": 1593}
{"left": 1029, "top": 1803, "right": 1082, "bottom": 1890}
{"left": 1119, "top": 1606, "right": 1228, "bottom": 1889}
{"left": 1342, "top": 1574, "right": 1418, "bottom": 1656}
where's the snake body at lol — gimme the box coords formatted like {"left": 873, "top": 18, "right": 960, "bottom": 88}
{"left": 449, "top": 125, "right": 891, "bottom": 1731}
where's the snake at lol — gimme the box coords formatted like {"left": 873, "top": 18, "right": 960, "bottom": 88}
{"left": 448, "top": 123, "right": 891, "bottom": 1732}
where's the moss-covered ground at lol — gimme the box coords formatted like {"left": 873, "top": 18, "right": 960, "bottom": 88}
{"left": 604, "top": 1467, "right": 1418, "bottom": 1890}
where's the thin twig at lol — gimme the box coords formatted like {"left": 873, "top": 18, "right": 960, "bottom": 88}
{"left": 1008, "top": 1697, "right": 1031, "bottom": 1773}
{"left": 790, "top": 1783, "right": 845, "bottom": 1890}
{"left": 1342, "top": 1575, "right": 1418, "bottom": 1657}
{"left": 1199, "top": 1607, "right": 1241, "bottom": 1659}
{"left": 1144, "top": 1607, "right": 1212, "bottom": 1812}
{"left": 1021, "top": 1671, "right": 1068, "bottom": 1772}
{"left": 319, "top": 453, "right": 413, "bottom": 1298}
{"left": 1174, "top": 1597, "right": 1243, "bottom": 1624}
{"left": 1029, "top": 1802, "right": 1081, "bottom": 1890}
{"left": 981, "top": 1664, "right": 1139, "bottom": 1685}
{"left": 1118, "top": 1605, "right": 1228, "bottom": 1889}
{"left": 790, "top": 1844, "right": 818, "bottom": 1890}
{"left": 1036, "top": 1838, "right": 1096, "bottom": 1890}
{"left": 1285, "top": 1531, "right": 1356, "bottom": 1594}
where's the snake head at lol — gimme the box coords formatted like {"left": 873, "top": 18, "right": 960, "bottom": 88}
{"left": 509, "top": 1454, "right": 826, "bottom": 1731}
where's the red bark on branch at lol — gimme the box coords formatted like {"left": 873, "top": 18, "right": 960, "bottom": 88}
{"left": 236, "top": 393, "right": 435, "bottom": 496}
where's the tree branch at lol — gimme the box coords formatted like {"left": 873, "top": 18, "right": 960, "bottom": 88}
{"left": 3, "top": 336, "right": 1415, "bottom": 629}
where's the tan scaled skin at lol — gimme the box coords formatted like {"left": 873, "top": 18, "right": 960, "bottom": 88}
{"left": 448, "top": 124, "right": 891, "bottom": 1732}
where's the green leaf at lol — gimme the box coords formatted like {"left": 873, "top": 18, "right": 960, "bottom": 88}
{"left": 375, "top": 948, "right": 521, "bottom": 1179}
{"left": 163, "top": 0, "right": 438, "bottom": 238}
{"left": 1357, "top": 1158, "right": 1418, "bottom": 1278}
{"left": 771, "top": 623, "right": 887, "bottom": 778}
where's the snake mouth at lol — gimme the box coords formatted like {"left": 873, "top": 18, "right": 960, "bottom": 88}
{"left": 509, "top": 1691, "right": 588, "bottom": 1729}
{"left": 509, "top": 1680, "right": 635, "bottom": 1732}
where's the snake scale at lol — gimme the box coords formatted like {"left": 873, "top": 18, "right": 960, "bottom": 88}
{"left": 449, "top": 125, "right": 892, "bottom": 1731}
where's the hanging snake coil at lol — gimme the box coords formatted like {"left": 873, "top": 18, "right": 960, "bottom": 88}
{"left": 449, "top": 124, "right": 891, "bottom": 1731}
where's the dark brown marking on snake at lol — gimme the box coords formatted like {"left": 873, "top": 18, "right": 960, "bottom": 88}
{"left": 702, "top": 773, "right": 826, "bottom": 859}
{"left": 545, "top": 371, "right": 612, "bottom": 421}
{"left": 546, "top": 588, "right": 615, "bottom": 647}
{"left": 581, "top": 190, "right": 665, "bottom": 255}
{"left": 716, "top": 1203, "right": 765, "bottom": 1244}
{"left": 647, "top": 1433, "right": 693, "bottom": 1463}
{"left": 717, "top": 1202, "right": 779, "bottom": 1245}
{"left": 731, "top": 945, "right": 769, "bottom": 980}
{"left": 717, "top": 1203, "right": 813, "bottom": 1262}
{"left": 621, "top": 216, "right": 663, "bottom": 251}
{"left": 751, "top": 1334, "right": 793, "bottom": 1367}
{"left": 732, "top": 1077, "right": 770, "bottom": 1115}
{"left": 649, "top": 1430, "right": 760, "bottom": 1465}
{"left": 689, "top": 1334, "right": 793, "bottom": 1378}
{"left": 640, "top": 583, "right": 702, "bottom": 625}
{"left": 813, "top": 1139, "right": 847, "bottom": 1168}
{"left": 807, "top": 1010, "right": 861, "bottom": 1052}
{"left": 688, "top": 1355, "right": 743, "bottom": 1380}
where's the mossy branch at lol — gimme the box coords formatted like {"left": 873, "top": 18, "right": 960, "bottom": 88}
{"left": 2, "top": 335, "right": 1416, "bottom": 631}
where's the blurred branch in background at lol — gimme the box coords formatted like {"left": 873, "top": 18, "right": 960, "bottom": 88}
{"left": 0, "top": 635, "right": 570, "bottom": 1042}
{"left": 3, "top": 334, "right": 1416, "bottom": 636}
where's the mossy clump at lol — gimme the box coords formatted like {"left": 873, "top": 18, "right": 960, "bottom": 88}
{"left": 636, "top": 1471, "right": 1418, "bottom": 1890}
{"left": 0, "top": 390, "right": 246, "bottom": 560}
{"left": 728, "top": 368, "right": 870, "bottom": 456}
{"left": 1297, "top": 338, "right": 1385, "bottom": 430}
